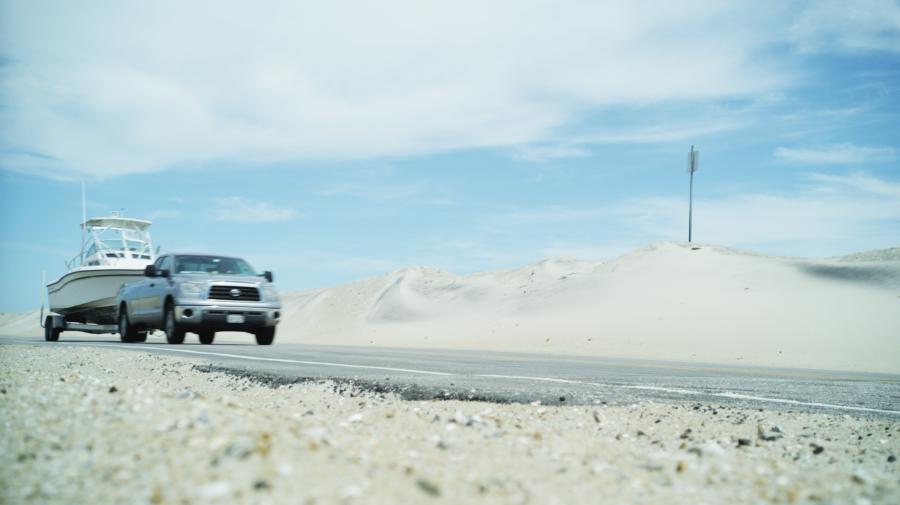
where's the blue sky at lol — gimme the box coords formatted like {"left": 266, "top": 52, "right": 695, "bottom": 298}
{"left": 1, "top": 1, "right": 899, "bottom": 312}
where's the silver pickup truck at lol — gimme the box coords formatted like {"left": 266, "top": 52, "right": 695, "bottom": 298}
{"left": 116, "top": 253, "right": 281, "bottom": 345}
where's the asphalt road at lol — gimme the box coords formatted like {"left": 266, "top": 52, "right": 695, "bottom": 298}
{"left": 2, "top": 334, "right": 899, "bottom": 418}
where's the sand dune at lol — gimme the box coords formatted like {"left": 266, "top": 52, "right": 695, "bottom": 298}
{"left": 274, "top": 242, "right": 900, "bottom": 373}
{"left": 4, "top": 242, "right": 899, "bottom": 373}
{"left": 0, "top": 310, "right": 45, "bottom": 337}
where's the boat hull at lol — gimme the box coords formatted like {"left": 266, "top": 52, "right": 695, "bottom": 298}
{"left": 47, "top": 268, "right": 146, "bottom": 324}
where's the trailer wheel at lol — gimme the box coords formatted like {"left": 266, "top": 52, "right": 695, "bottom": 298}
{"left": 44, "top": 316, "right": 60, "bottom": 342}
{"left": 119, "top": 308, "right": 146, "bottom": 343}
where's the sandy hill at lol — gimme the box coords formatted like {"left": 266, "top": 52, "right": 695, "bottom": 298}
{"left": 3, "top": 242, "right": 899, "bottom": 373}
{"left": 275, "top": 242, "right": 900, "bottom": 373}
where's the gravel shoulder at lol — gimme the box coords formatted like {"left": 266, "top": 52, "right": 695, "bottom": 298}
{"left": 1, "top": 345, "right": 898, "bottom": 504}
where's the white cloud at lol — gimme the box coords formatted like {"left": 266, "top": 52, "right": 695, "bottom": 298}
{"left": 488, "top": 172, "right": 900, "bottom": 256}
{"left": 571, "top": 120, "right": 748, "bottom": 145}
{"left": 2, "top": 1, "right": 896, "bottom": 179}
{"left": 774, "top": 144, "right": 896, "bottom": 164}
{"left": 495, "top": 206, "right": 609, "bottom": 225}
{"left": 651, "top": 188, "right": 898, "bottom": 244}
{"left": 674, "top": 192, "right": 900, "bottom": 247}
{"left": 315, "top": 182, "right": 426, "bottom": 201}
{"left": 424, "top": 239, "right": 528, "bottom": 265}
{"left": 0, "top": 1, "right": 795, "bottom": 178}
{"left": 807, "top": 172, "right": 900, "bottom": 198}
{"left": 211, "top": 197, "right": 298, "bottom": 223}
{"left": 789, "top": 0, "right": 900, "bottom": 53}
{"left": 511, "top": 117, "right": 746, "bottom": 164}
{"left": 147, "top": 209, "right": 184, "bottom": 220}
{"left": 244, "top": 251, "right": 404, "bottom": 277}
{"left": 514, "top": 145, "right": 591, "bottom": 163}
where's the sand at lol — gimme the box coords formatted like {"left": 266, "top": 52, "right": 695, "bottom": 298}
{"left": 2, "top": 345, "right": 898, "bottom": 504}
{"left": 268, "top": 242, "right": 900, "bottom": 374}
{"left": 3, "top": 242, "right": 899, "bottom": 373}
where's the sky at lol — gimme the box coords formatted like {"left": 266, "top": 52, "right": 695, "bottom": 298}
{"left": 1, "top": 0, "right": 899, "bottom": 312}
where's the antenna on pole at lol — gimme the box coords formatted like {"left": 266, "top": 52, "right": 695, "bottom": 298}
{"left": 81, "top": 181, "right": 87, "bottom": 265}
{"left": 687, "top": 146, "right": 699, "bottom": 242}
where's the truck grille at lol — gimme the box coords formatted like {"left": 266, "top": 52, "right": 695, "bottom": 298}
{"left": 208, "top": 285, "right": 261, "bottom": 301}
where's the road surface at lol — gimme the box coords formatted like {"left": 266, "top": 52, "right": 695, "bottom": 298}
{"left": 2, "top": 334, "right": 898, "bottom": 417}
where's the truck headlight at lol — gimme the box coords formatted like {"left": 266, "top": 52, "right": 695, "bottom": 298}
{"left": 263, "top": 284, "right": 279, "bottom": 301}
{"left": 179, "top": 282, "right": 204, "bottom": 297}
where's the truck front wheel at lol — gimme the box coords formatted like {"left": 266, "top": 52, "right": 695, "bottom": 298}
{"left": 254, "top": 327, "right": 275, "bottom": 345}
{"left": 198, "top": 331, "right": 215, "bottom": 345}
{"left": 164, "top": 303, "right": 185, "bottom": 344}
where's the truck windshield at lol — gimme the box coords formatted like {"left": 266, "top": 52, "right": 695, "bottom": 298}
{"left": 174, "top": 255, "right": 257, "bottom": 276}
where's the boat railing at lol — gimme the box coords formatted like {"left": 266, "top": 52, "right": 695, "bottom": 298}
{"left": 65, "top": 253, "right": 82, "bottom": 271}
{"left": 65, "top": 228, "right": 154, "bottom": 269}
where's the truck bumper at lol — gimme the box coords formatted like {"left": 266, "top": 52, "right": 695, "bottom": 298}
{"left": 174, "top": 304, "right": 280, "bottom": 331}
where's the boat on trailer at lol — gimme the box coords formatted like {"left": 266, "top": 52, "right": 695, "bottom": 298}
{"left": 44, "top": 212, "right": 156, "bottom": 340}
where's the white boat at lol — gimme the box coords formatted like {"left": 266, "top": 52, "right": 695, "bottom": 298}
{"left": 47, "top": 212, "right": 156, "bottom": 325}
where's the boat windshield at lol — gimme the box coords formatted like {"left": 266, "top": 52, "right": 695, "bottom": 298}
{"left": 69, "top": 219, "right": 154, "bottom": 268}
{"left": 174, "top": 255, "right": 257, "bottom": 276}
{"left": 91, "top": 230, "right": 152, "bottom": 259}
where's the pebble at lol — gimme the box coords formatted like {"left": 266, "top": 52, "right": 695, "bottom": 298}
{"left": 416, "top": 478, "right": 441, "bottom": 497}
{"left": 176, "top": 388, "right": 195, "bottom": 400}
{"left": 851, "top": 471, "right": 870, "bottom": 485}
{"left": 757, "top": 424, "right": 782, "bottom": 442}
{"left": 196, "top": 481, "right": 231, "bottom": 498}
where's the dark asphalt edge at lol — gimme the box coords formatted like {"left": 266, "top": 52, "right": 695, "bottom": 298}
{"left": 191, "top": 363, "right": 900, "bottom": 419}
{"left": 193, "top": 364, "right": 576, "bottom": 405}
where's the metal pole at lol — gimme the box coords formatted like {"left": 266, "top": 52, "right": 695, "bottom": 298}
{"left": 688, "top": 145, "right": 694, "bottom": 242}
{"left": 81, "top": 181, "right": 86, "bottom": 265}
{"left": 39, "top": 271, "right": 46, "bottom": 328}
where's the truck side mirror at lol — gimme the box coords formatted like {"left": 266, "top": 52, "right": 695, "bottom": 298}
{"left": 159, "top": 269, "right": 171, "bottom": 278}
{"left": 263, "top": 270, "right": 273, "bottom": 283}
{"left": 144, "top": 265, "right": 157, "bottom": 277}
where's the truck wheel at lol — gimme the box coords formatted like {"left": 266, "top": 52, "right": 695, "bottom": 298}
{"left": 118, "top": 309, "right": 145, "bottom": 343}
{"left": 198, "top": 331, "right": 215, "bottom": 345}
{"left": 255, "top": 327, "right": 275, "bottom": 345}
{"left": 164, "top": 303, "right": 185, "bottom": 344}
{"left": 44, "top": 316, "right": 60, "bottom": 342}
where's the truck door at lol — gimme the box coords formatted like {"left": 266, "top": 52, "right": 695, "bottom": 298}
{"left": 145, "top": 255, "right": 173, "bottom": 325}
{"left": 130, "top": 256, "right": 164, "bottom": 322}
